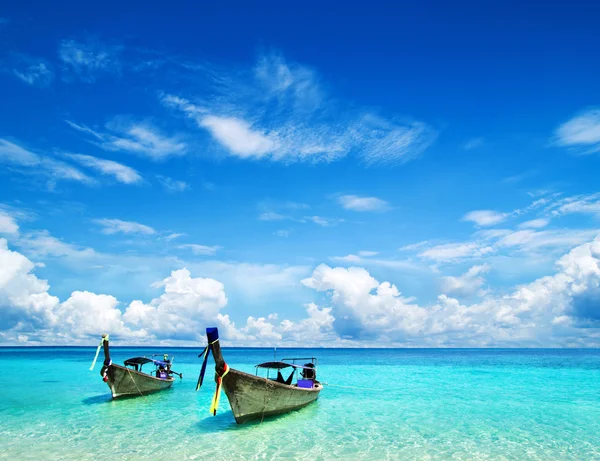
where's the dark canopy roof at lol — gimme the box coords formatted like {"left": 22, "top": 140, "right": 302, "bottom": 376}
{"left": 255, "top": 361, "right": 313, "bottom": 370}
{"left": 124, "top": 357, "right": 169, "bottom": 367}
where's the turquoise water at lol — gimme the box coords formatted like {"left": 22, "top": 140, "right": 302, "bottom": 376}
{"left": 1, "top": 348, "right": 600, "bottom": 460}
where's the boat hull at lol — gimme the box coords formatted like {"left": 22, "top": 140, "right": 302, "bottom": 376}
{"left": 222, "top": 368, "right": 321, "bottom": 423}
{"left": 106, "top": 364, "right": 174, "bottom": 399}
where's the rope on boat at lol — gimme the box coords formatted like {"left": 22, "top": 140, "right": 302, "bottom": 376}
{"left": 126, "top": 367, "right": 146, "bottom": 397}
{"left": 89, "top": 334, "right": 108, "bottom": 371}
{"left": 260, "top": 377, "right": 275, "bottom": 424}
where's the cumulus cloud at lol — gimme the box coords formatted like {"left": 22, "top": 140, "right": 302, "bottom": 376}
{"left": 301, "top": 236, "right": 600, "bottom": 346}
{"left": 123, "top": 268, "right": 229, "bottom": 341}
{"left": 440, "top": 264, "right": 490, "bottom": 298}
{"left": 0, "top": 211, "right": 19, "bottom": 234}
{"left": 3, "top": 233, "right": 600, "bottom": 346}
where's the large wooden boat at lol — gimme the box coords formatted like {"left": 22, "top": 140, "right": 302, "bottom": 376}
{"left": 198, "top": 327, "right": 322, "bottom": 423}
{"left": 91, "top": 334, "right": 181, "bottom": 399}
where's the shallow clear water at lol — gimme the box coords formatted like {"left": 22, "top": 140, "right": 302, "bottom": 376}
{"left": 1, "top": 347, "right": 600, "bottom": 460}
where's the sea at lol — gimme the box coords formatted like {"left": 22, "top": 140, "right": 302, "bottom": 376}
{"left": 1, "top": 347, "right": 599, "bottom": 460}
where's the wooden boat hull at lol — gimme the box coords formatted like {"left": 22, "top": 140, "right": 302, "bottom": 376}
{"left": 106, "top": 364, "right": 174, "bottom": 399}
{"left": 222, "top": 367, "right": 321, "bottom": 423}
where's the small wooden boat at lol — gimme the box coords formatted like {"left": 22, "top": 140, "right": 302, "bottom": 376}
{"left": 197, "top": 327, "right": 322, "bottom": 424}
{"left": 90, "top": 334, "right": 181, "bottom": 399}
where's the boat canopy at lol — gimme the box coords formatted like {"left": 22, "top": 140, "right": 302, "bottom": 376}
{"left": 124, "top": 357, "right": 169, "bottom": 367}
{"left": 255, "top": 361, "right": 313, "bottom": 370}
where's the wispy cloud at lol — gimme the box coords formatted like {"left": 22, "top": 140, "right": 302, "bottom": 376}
{"left": 338, "top": 194, "right": 390, "bottom": 212}
{"left": 519, "top": 219, "right": 549, "bottom": 229}
{"left": 304, "top": 216, "right": 344, "bottom": 227}
{"left": 463, "top": 210, "right": 508, "bottom": 227}
{"left": 13, "top": 62, "right": 53, "bottom": 87}
{"left": 273, "top": 229, "right": 292, "bottom": 237}
{"left": 65, "top": 153, "right": 142, "bottom": 184}
{"left": 259, "top": 212, "right": 287, "bottom": 221}
{"left": 67, "top": 118, "right": 187, "bottom": 160}
{"left": 463, "top": 137, "right": 484, "bottom": 150}
{"left": 157, "top": 175, "right": 188, "bottom": 192}
{"left": 0, "top": 138, "right": 94, "bottom": 186}
{"left": 162, "top": 53, "right": 436, "bottom": 164}
{"left": 420, "top": 242, "right": 494, "bottom": 262}
{"left": 58, "top": 39, "right": 121, "bottom": 82}
{"left": 163, "top": 233, "right": 186, "bottom": 241}
{"left": 177, "top": 243, "right": 222, "bottom": 256}
{"left": 95, "top": 218, "right": 155, "bottom": 235}
{"left": 554, "top": 108, "right": 600, "bottom": 154}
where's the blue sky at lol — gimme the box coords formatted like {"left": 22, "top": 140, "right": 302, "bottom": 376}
{"left": 1, "top": 1, "right": 600, "bottom": 346}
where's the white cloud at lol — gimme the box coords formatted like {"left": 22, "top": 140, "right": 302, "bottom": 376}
{"left": 0, "top": 211, "right": 19, "bottom": 234}
{"left": 419, "top": 242, "right": 494, "bottom": 262}
{"left": 200, "top": 115, "right": 278, "bottom": 158}
{"left": 519, "top": 219, "right": 549, "bottom": 229}
{"left": 359, "top": 250, "right": 379, "bottom": 257}
{"left": 13, "top": 62, "right": 53, "bottom": 86}
{"left": 301, "top": 235, "right": 600, "bottom": 346}
{"left": 274, "top": 229, "right": 292, "bottom": 237}
{"left": 357, "top": 115, "right": 436, "bottom": 164}
{"left": 548, "top": 193, "right": 600, "bottom": 218}
{"left": 65, "top": 153, "right": 142, "bottom": 184}
{"left": 305, "top": 216, "right": 344, "bottom": 227}
{"left": 259, "top": 212, "right": 287, "bottom": 221}
{"left": 463, "top": 210, "right": 508, "bottom": 227}
{"left": 59, "top": 39, "right": 121, "bottom": 82}
{"left": 95, "top": 218, "right": 155, "bottom": 235}
{"left": 0, "top": 138, "right": 94, "bottom": 186}
{"left": 440, "top": 264, "right": 490, "bottom": 298}
{"left": 495, "top": 229, "right": 599, "bottom": 252}
{"left": 555, "top": 108, "right": 600, "bottom": 153}
{"left": 123, "top": 268, "right": 229, "bottom": 341}
{"left": 103, "top": 120, "right": 187, "bottom": 160}
{"left": 177, "top": 244, "right": 222, "bottom": 256}
{"left": 157, "top": 176, "right": 188, "bottom": 192}
{"left": 17, "top": 231, "right": 96, "bottom": 259}
{"left": 67, "top": 119, "right": 187, "bottom": 160}
{"left": 463, "top": 137, "right": 484, "bottom": 150}
{"left": 338, "top": 194, "right": 390, "bottom": 212}
{"left": 162, "top": 54, "right": 436, "bottom": 164}
{"left": 163, "top": 233, "right": 185, "bottom": 241}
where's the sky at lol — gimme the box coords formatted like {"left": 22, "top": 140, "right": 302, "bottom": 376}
{"left": 1, "top": 0, "right": 600, "bottom": 346}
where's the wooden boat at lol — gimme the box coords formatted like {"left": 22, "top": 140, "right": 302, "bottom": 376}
{"left": 198, "top": 327, "right": 322, "bottom": 424}
{"left": 90, "top": 334, "right": 181, "bottom": 399}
